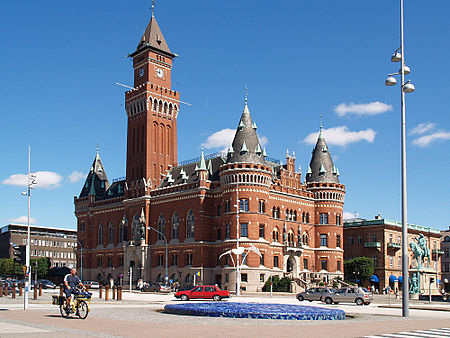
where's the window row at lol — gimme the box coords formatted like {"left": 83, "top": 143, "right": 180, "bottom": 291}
{"left": 315, "top": 191, "right": 344, "bottom": 201}
{"left": 221, "top": 173, "right": 271, "bottom": 185}
{"left": 31, "top": 250, "right": 75, "bottom": 259}
{"left": 29, "top": 238, "right": 75, "bottom": 248}
{"left": 126, "top": 97, "right": 178, "bottom": 117}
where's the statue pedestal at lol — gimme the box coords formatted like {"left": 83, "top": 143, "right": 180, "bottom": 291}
{"left": 410, "top": 268, "right": 440, "bottom": 296}
{"left": 409, "top": 293, "right": 419, "bottom": 300}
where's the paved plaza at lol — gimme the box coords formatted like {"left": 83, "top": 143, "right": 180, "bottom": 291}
{"left": 0, "top": 291, "right": 449, "bottom": 337}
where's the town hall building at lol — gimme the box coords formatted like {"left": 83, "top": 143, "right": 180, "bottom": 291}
{"left": 74, "top": 11, "right": 345, "bottom": 292}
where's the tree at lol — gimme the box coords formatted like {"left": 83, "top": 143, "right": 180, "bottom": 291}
{"left": 31, "top": 258, "right": 51, "bottom": 279}
{"left": 262, "top": 275, "right": 291, "bottom": 292}
{"left": 344, "top": 257, "right": 374, "bottom": 285}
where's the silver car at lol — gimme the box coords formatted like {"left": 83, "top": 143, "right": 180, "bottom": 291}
{"left": 322, "top": 287, "right": 373, "bottom": 305}
{"left": 296, "top": 287, "right": 337, "bottom": 302}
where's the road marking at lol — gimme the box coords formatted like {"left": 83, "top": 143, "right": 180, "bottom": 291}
{"left": 365, "top": 328, "right": 450, "bottom": 338}
{"left": 0, "top": 322, "right": 50, "bottom": 333}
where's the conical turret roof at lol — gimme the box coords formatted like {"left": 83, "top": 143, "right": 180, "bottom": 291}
{"left": 227, "top": 101, "right": 265, "bottom": 164}
{"left": 306, "top": 128, "right": 340, "bottom": 184}
{"left": 79, "top": 148, "right": 110, "bottom": 198}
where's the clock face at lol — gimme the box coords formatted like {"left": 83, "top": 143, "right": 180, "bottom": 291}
{"left": 138, "top": 68, "right": 145, "bottom": 78}
{"left": 155, "top": 68, "right": 164, "bottom": 78}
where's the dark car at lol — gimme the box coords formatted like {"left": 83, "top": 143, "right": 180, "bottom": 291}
{"left": 142, "top": 283, "right": 171, "bottom": 293}
{"left": 175, "top": 285, "right": 230, "bottom": 301}
{"left": 296, "top": 287, "right": 336, "bottom": 302}
{"left": 38, "top": 279, "right": 56, "bottom": 289}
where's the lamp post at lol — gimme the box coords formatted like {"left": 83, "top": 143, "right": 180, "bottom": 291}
{"left": 22, "top": 146, "right": 37, "bottom": 310}
{"left": 385, "top": 0, "right": 415, "bottom": 318}
{"left": 147, "top": 226, "right": 168, "bottom": 284}
{"left": 235, "top": 183, "right": 240, "bottom": 296}
{"left": 75, "top": 240, "right": 83, "bottom": 282}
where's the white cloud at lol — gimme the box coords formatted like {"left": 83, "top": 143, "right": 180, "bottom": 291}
{"left": 10, "top": 216, "right": 37, "bottom": 224}
{"left": 334, "top": 101, "right": 393, "bottom": 117}
{"left": 303, "top": 126, "right": 376, "bottom": 146}
{"left": 412, "top": 131, "right": 450, "bottom": 147}
{"left": 409, "top": 122, "right": 436, "bottom": 136}
{"left": 204, "top": 128, "right": 268, "bottom": 149}
{"left": 2, "top": 171, "right": 63, "bottom": 189}
{"left": 204, "top": 128, "right": 235, "bottom": 149}
{"left": 343, "top": 211, "right": 358, "bottom": 220}
{"left": 68, "top": 171, "right": 85, "bottom": 183}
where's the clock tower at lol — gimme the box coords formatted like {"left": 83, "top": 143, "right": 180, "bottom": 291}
{"left": 124, "top": 14, "right": 179, "bottom": 194}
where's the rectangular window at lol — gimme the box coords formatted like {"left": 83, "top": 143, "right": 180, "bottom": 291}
{"left": 336, "top": 235, "right": 341, "bottom": 248}
{"left": 217, "top": 229, "right": 221, "bottom": 241}
{"left": 303, "top": 258, "right": 308, "bottom": 270}
{"left": 217, "top": 205, "right": 221, "bottom": 216}
{"left": 336, "top": 214, "right": 341, "bottom": 225}
{"left": 119, "top": 257, "right": 124, "bottom": 266}
{"left": 259, "top": 200, "right": 265, "bottom": 213}
{"left": 80, "top": 222, "right": 85, "bottom": 231}
{"left": 259, "top": 224, "right": 265, "bottom": 238}
{"left": 273, "top": 256, "right": 279, "bottom": 268}
{"left": 225, "top": 255, "right": 229, "bottom": 266}
{"left": 373, "top": 255, "right": 377, "bottom": 267}
{"left": 108, "top": 257, "right": 113, "bottom": 267}
{"left": 389, "top": 256, "right": 393, "bottom": 268}
{"left": 319, "top": 213, "right": 328, "bottom": 224}
{"left": 225, "top": 201, "right": 231, "bottom": 213}
{"left": 444, "top": 263, "right": 449, "bottom": 272}
{"left": 389, "top": 234, "right": 393, "bottom": 243}
{"left": 241, "top": 254, "right": 247, "bottom": 265}
{"left": 357, "top": 235, "right": 362, "bottom": 245}
{"left": 321, "top": 259, "right": 327, "bottom": 271}
{"left": 241, "top": 273, "right": 248, "bottom": 282}
{"left": 398, "top": 236, "right": 402, "bottom": 244}
{"left": 398, "top": 255, "right": 401, "bottom": 268}
{"left": 372, "top": 234, "right": 377, "bottom": 242}
{"left": 187, "top": 253, "right": 193, "bottom": 266}
{"left": 225, "top": 224, "right": 230, "bottom": 239}
{"left": 158, "top": 255, "right": 164, "bottom": 266}
{"left": 348, "top": 236, "right": 353, "bottom": 245}
{"left": 260, "top": 274, "right": 265, "bottom": 283}
{"left": 172, "top": 254, "right": 178, "bottom": 266}
{"left": 240, "top": 223, "right": 248, "bottom": 237}
{"left": 337, "top": 261, "right": 341, "bottom": 271}
{"left": 320, "top": 234, "right": 328, "bottom": 247}
{"left": 445, "top": 250, "right": 449, "bottom": 258}
{"left": 239, "top": 199, "right": 249, "bottom": 212}
{"left": 98, "top": 258, "right": 102, "bottom": 267}
{"left": 225, "top": 273, "right": 229, "bottom": 282}
{"left": 260, "top": 253, "right": 265, "bottom": 266}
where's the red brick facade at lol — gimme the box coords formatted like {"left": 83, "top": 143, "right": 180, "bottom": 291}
{"left": 74, "top": 14, "right": 345, "bottom": 292}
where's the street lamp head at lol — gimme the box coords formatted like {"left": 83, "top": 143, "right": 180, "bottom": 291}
{"left": 399, "top": 65, "right": 410, "bottom": 75}
{"left": 391, "top": 52, "right": 402, "bottom": 62}
{"left": 402, "top": 82, "right": 415, "bottom": 93}
{"left": 385, "top": 76, "right": 397, "bottom": 86}
{"left": 21, "top": 192, "right": 27, "bottom": 196}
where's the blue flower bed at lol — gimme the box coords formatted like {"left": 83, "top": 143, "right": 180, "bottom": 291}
{"left": 164, "top": 302, "right": 345, "bottom": 320}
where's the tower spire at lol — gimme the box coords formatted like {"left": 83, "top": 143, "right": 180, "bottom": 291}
{"left": 151, "top": 0, "right": 155, "bottom": 17}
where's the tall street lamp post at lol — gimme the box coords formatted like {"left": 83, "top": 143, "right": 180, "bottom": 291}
{"left": 385, "top": 0, "right": 415, "bottom": 317}
{"left": 76, "top": 240, "right": 83, "bottom": 282}
{"left": 147, "top": 226, "right": 168, "bottom": 284}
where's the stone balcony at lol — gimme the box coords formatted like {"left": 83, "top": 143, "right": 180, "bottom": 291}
{"left": 387, "top": 242, "right": 402, "bottom": 250}
{"left": 364, "top": 242, "right": 381, "bottom": 248}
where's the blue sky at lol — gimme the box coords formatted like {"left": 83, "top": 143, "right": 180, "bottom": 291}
{"left": 1, "top": 1, "right": 449, "bottom": 230}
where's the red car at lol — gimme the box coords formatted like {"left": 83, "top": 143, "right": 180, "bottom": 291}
{"left": 175, "top": 285, "right": 230, "bottom": 301}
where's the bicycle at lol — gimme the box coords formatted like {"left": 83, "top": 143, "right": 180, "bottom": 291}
{"left": 53, "top": 289, "right": 92, "bottom": 319}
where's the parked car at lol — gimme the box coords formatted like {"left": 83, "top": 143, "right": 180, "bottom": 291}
{"left": 142, "top": 283, "right": 171, "bottom": 293}
{"left": 84, "top": 281, "right": 100, "bottom": 289}
{"left": 322, "top": 287, "right": 373, "bottom": 305}
{"left": 175, "top": 285, "right": 230, "bottom": 301}
{"left": 296, "top": 287, "right": 337, "bottom": 302}
{"left": 38, "top": 279, "right": 56, "bottom": 289}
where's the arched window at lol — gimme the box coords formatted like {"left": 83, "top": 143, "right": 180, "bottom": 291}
{"left": 108, "top": 222, "right": 114, "bottom": 244}
{"left": 158, "top": 100, "right": 163, "bottom": 112}
{"left": 170, "top": 273, "right": 178, "bottom": 282}
{"left": 164, "top": 102, "right": 168, "bottom": 114}
{"left": 272, "top": 228, "right": 279, "bottom": 242}
{"left": 293, "top": 211, "right": 297, "bottom": 221}
{"left": 306, "top": 212, "right": 310, "bottom": 223}
{"left": 98, "top": 224, "right": 103, "bottom": 245}
{"left": 186, "top": 210, "right": 195, "bottom": 239}
{"left": 272, "top": 207, "right": 276, "bottom": 218}
{"left": 303, "top": 233, "right": 309, "bottom": 246}
{"left": 172, "top": 212, "right": 179, "bottom": 240}
{"left": 185, "top": 274, "right": 192, "bottom": 283}
{"left": 169, "top": 103, "right": 173, "bottom": 116}
{"left": 277, "top": 207, "right": 280, "bottom": 218}
{"left": 119, "top": 223, "right": 123, "bottom": 242}
{"left": 157, "top": 214, "right": 165, "bottom": 240}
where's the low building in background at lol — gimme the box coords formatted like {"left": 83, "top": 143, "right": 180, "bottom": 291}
{"left": 343, "top": 216, "right": 442, "bottom": 292}
{"left": 0, "top": 223, "right": 77, "bottom": 269}
{"left": 441, "top": 227, "right": 450, "bottom": 291}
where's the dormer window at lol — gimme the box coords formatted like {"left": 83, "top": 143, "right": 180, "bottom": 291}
{"left": 238, "top": 120, "right": 245, "bottom": 131}
{"left": 319, "top": 164, "right": 326, "bottom": 175}
{"left": 240, "top": 141, "right": 248, "bottom": 154}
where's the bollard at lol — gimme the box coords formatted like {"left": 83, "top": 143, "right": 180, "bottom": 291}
{"left": 33, "top": 284, "right": 38, "bottom": 300}
{"left": 0, "top": 283, "right": 3, "bottom": 297}
{"left": 19, "top": 284, "right": 23, "bottom": 296}
{"left": 85, "top": 285, "right": 89, "bottom": 292}
{"left": 117, "top": 286, "right": 122, "bottom": 301}
{"left": 4, "top": 284, "right": 8, "bottom": 297}
{"left": 105, "top": 285, "right": 109, "bottom": 301}
{"left": 112, "top": 286, "right": 116, "bottom": 300}
{"left": 99, "top": 286, "right": 102, "bottom": 299}
{"left": 39, "top": 284, "right": 43, "bottom": 297}
{"left": 12, "top": 284, "right": 16, "bottom": 299}
{"left": 60, "top": 284, "right": 64, "bottom": 297}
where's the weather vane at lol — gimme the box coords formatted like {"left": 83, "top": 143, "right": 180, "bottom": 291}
{"left": 319, "top": 114, "right": 323, "bottom": 130}
{"left": 151, "top": 0, "right": 155, "bottom": 17}
{"left": 244, "top": 86, "right": 248, "bottom": 104}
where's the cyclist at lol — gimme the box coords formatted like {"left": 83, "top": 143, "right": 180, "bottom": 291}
{"left": 63, "top": 268, "right": 85, "bottom": 311}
